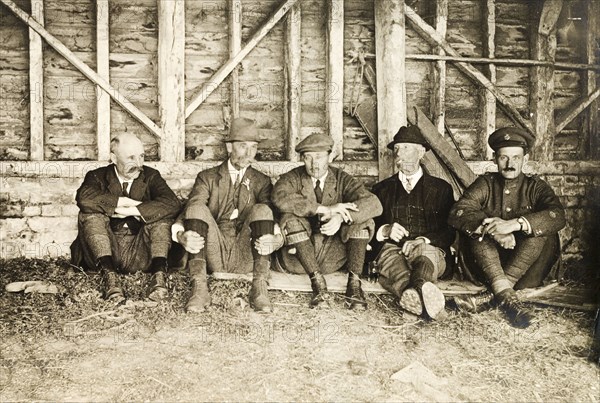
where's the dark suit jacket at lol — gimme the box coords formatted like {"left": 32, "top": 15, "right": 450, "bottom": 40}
{"left": 371, "top": 172, "right": 455, "bottom": 257}
{"left": 75, "top": 164, "right": 181, "bottom": 223}
{"left": 184, "top": 161, "right": 272, "bottom": 226}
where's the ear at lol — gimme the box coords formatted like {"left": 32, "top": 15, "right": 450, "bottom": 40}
{"left": 110, "top": 152, "right": 117, "bottom": 165}
{"left": 225, "top": 142, "right": 233, "bottom": 154}
{"left": 523, "top": 153, "right": 529, "bottom": 164}
{"left": 418, "top": 146, "right": 426, "bottom": 158}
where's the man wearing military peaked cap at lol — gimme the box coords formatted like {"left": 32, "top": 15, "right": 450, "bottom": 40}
{"left": 449, "top": 126, "right": 565, "bottom": 328}
{"left": 488, "top": 126, "right": 535, "bottom": 152}
{"left": 272, "top": 133, "right": 382, "bottom": 310}
{"left": 172, "top": 117, "right": 283, "bottom": 314}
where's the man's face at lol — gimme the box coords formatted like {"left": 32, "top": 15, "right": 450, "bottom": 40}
{"left": 226, "top": 141, "right": 258, "bottom": 170}
{"left": 302, "top": 151, "right": 330, "bottom": 179}
{"left": 494, "top": 146, "right": 528, "bottom": 179}
{"left": 110, "top": 137, "right": 145, "bottom": 180}
{"left": 394, "top": 143, "right": 426, "bottom": 175}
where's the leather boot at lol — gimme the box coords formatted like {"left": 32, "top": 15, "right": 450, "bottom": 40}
{"left": 345, "top": 272, "right": 367, "bottom": 310}
{"left": 185, "top": 259, "right": 211, "bottom": 313}
{"left": 249, "top": 260, "right": 272, "bottom": 313}
{"left": 102, "top": 270, "right": 125, "bottom": 303}
{"left": 146, "top": 271, "right": 168, "bottom": 301}
{"left": 496, "top": 289, "right": 533, "bottom": 328}
{"left": 309, "top": 271, "right": 328, "bottom": 308}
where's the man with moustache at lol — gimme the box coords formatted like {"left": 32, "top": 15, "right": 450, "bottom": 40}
{"left": 71, "top": 133, "right": 181, "bottom": 302}
{"left": 449, "top": 127, "right": 565, "bottom": 328}
{"left": 172, "top": 118, "right": 283, "bottom": 313}
{"left": 369, "top": 126, "right": 455, "bottom": 320}
{"left": 271, "top": 133, "right": 382, "bottom": 309}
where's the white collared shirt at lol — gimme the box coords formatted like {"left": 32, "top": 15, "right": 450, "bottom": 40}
{"left": 398, "top": 167, "right": 423, "bottom": 193}
{"left": 114, "top": 166, "right": 133, "bottom": 195}
{"left": 311, "top": 171, "right": 328, "bottom": 192}
{"left": 227, "top": 159, "right": 248, "bottom": 186}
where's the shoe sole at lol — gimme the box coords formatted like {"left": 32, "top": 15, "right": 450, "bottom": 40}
{"left": 421, "top": 282, "right": 445, "bottom": 320}
{"left": 399, "top": 288, "right": 423, "bottom": 316}
{"left": 147, "top": 287, "right": 168, "bottom": 302}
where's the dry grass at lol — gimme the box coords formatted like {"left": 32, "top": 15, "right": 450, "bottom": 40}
{"left": 0, "top": 257, "right": 599, "bottom": 402}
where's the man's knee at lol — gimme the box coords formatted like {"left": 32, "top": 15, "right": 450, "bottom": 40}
{"left": 78, "top": 212, "right": 109, "bottom": 226}
{"left": 248, "top": 203, "right": 273, "bottom": 222}
{"left": 281, "top": 216, "right": 311, "bottom": 245}
{"left": 184, "top": 203, "right": 213, "bottom": 222}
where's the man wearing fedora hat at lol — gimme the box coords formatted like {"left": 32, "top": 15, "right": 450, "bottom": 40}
{"left": 271, "top": 133, "right": 382, "bottom": 309}
{"left": 172, "top": 117, "right": 284, "bottom": 313}
{"left": 369, "top": 125, "right": 455, "bottom": 320}
{"left": 449, "top": 126, "right": 565, "bottom": 328}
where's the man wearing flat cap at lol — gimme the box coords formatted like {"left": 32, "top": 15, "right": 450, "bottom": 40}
{"left": 172, "top": 118, "right": 283, "bottom": 313}
{"left": 369, "top": 125, "right": 455, "bottom": 320}
{"left": 449, "top": 126, "right": 565, "bottom": 328}
{"left": 271, "top": 133, "right": 382, "bottom": 309}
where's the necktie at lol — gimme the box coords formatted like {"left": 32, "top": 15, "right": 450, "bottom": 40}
{"left": 122, "top": 182, "right": 129, "bottom": 197}
{"left": 234, "top": 172, "right": 241, "bottom": 188}
{"left": 405, "top": 177, "right": 413, "bottom": 193}
{"left": 314, "top": 180, "right": 323, "bottom": 204}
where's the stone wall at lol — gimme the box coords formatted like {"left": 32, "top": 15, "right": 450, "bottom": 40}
{"left": 2, "top": 161, "right": 599, "bottom": 272}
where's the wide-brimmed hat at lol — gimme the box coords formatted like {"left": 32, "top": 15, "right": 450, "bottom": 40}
{"left": 386, "top": 125, "right": 430, "bottom": 151}
{"left": 226, "top": 117, "right": 261, "bottom": 142}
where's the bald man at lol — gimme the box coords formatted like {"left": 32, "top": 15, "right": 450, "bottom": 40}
{"left": 71, "top": 134, "right": 181, "bottom": 303}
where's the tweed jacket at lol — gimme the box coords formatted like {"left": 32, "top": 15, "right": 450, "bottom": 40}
{"left": 75, "top": 164, "right": 181, "bottom": 223}
{"left": 371, "top": 172, "right": 455, "bottom": 256}
{"left": 184, "top": 161, "right": 272, "bottom": 225}
{"left": 272, "top": 165, "right": 382, "bottom": 225}
{"left": 448, "top": 173, "right": 566, "bottom": 238}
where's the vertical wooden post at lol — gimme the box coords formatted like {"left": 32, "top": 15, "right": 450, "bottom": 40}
{"left": 583, "top": 0, "right": 599, "bottom": 159}
{"left": 158, "top": 0, "right": 186, "bottom": 162}
{"left": 29, "top": 0, "right": 44, "bottom": 161}
{"left": 326, "top": 0, "right": 344, "bottom": 160}
{"left": 375, "top": 0, "right": 406, "bottom": 180}
{"left": 229, "top": 0, "right": 242, "bottom": 118}
{"left": 96, "top": 0, "right": 110, "bottom": 161}
{"left": 285, "top": 4, "right": 301, "bottom": 161}
{"left": 430, "top": 0, "right": 447, "bottom": 135}
{"left": 530, "top": 0, "right": 562, "bottom": 161}
{"left": 481, "top": 0, "right": 496, "bottom": 160}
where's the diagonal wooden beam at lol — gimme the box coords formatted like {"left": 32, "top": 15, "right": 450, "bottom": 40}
{"left": 556, "top": 87, "right": 600, "bottom": 134}
{"left": 405, "top": 5, "right": 534, "bottom": 135}
{"left": 0, "top": 0, "right": 163, "bottom": 140}
{"left": 185, "top": 0, "right": 300, "bottom": 119}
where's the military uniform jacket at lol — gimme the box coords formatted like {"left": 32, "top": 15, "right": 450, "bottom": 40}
{"left": 371, "top": 172, "right": 455, "bottom": 256}
{"left": 75, "top": 164, "right": 181, "bottom": 223}
{"left": 272, "top": 165, "right": 382, "bottom": 224}
{"left": 185, "top": 161, "right": 272, "bottom": 226}
{"left": 448, "top": 173, "right": 566, "bottom": 238}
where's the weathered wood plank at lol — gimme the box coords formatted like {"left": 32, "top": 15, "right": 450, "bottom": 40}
{"left": 0, "top": 0, "right": 163, "bottom": 139}
{"left": 28, "top": 0, "right": 43, "bottom": 161}
{"left": 405, "top": 5, "right": 534, "bottom": 135}
{"left": 407, "top": 106, "right": 477, "bottom": 188}
{"left": 229, "top": 0, "right": 242, "bottom": 118}
{"left": 326, "top": 0, "right": 344, "bottom": 160}
{"left": 555, "top": 87, "right": 600, "bottom": 134}
{"left": 583, "top": 0, "right": 599, "bottom": 159}
{"left": 96, "top": 0, "right": 110, "bottom": 161}
{"left": 530, "top": 0, "right": 562, "bottom": 161}
{"left": 158, "top": 0, "right": 185, "bottom": 161}
{"left": 185, "top": 0, "right": 300, "bottom": 118}
{"left": 284, "top": 3, "right": 301, "bottom": 161}
{"left": 431, "top": 0, "right": 447, "bottom": 134}
{"left": 375, "top": 0, "right": 406, "bottom": 180}
{"left": 481, "top": 0, "right": 496, "bottom": 160}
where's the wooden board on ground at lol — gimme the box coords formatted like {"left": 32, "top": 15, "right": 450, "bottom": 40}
{"left": 525, "top": 284, "right": 599, "bottom": 311}
{"left": 212, "top": 271, "right": 487, "bottom": 296}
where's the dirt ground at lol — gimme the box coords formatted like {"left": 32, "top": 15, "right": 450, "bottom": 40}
{"left": 1, "top": 258, "right": 599, "bottom": 402}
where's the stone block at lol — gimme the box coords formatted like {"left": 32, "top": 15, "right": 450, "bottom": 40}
{"left": 41, "top": 204, "right": 62, "bottom": 217}
{"left": 22, "top": 205, "right": 42, "bottom": 216}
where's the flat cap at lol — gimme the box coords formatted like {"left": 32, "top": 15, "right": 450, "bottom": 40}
{"left": 488, "top": 127, "right": 534, "bottom": 151}
{"left": 386, "top": 125, "right": 430, "bottom": 151}
{"left": 226, "top": 117, "right": 261, "bottom": 142}
{"left": 295, "top": 133, "right": 334, "bottom": 153}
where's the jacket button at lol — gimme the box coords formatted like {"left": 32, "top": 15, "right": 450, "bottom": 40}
{"left": 504, "top": 189, "right": 510, "bottom": 194}
{"left": 505, "top": 207, "right": 511, "bottom": 212}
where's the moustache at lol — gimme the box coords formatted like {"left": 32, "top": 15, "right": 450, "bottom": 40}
{"left": 503, "top": 168, "right": 516, "bottom": 172}
{"left": 127, "top": 166, "right": 142, "bottom": 174}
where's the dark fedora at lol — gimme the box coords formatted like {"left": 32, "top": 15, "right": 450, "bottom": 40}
{"left": 225, "top": 117, "right": 261, "bottom": 142}
{"left": 386, "top": 125, "right": 430, "bottom": 151}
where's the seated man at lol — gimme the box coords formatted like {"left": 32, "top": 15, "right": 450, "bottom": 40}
{"left": 370, "top": 126, "right": 455, "bottom": 320}
{"left": 449, "top": 127, "right": 565, "bottom": 328}
{"left": 271, "top": 133, "right": 383, "bottom": 309}
{"left": 172, "top": 118, "right": 283, "bottom": 313}
{"left": 71, "top": 133, "right": 181, "bottom": 302}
